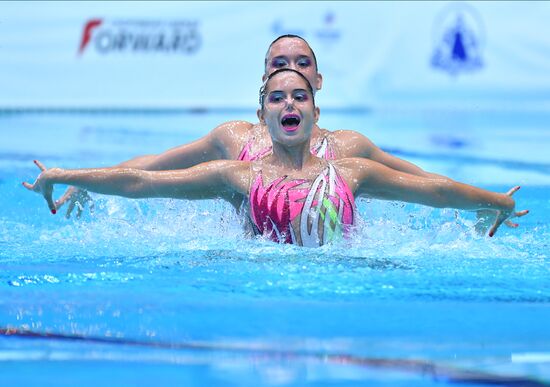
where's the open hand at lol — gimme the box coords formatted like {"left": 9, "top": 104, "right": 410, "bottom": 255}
{"left": 475, "top": 186, "right": 529, "bottom": 237}
{"left": 55, "top": 186, "right": 94, "bottom": 219}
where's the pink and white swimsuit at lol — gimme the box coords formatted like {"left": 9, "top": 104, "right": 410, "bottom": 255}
{"left": 248, "top": 164, "right": 355, "bottom": 247}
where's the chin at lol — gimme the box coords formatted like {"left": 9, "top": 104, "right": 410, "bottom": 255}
{"left": 280, "top": 134, "right": 309, "bottom": 146}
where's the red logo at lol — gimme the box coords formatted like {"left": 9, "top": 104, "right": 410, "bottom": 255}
{"left": 79, "top": 19, "right": 103, "bottom": 55}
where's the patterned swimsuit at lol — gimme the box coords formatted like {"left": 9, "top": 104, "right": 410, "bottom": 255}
{"left": 248, "top": 164, "right": 356, "bottom": 247}
{"left": 237, "top": 135, "right": 353, "bottom": 246}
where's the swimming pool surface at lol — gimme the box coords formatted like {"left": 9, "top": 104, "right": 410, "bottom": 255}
{"left": 1, "top": 110, "right": 549, "bottom": 385}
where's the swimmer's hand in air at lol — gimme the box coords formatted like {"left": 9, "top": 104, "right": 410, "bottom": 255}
{"left": 55, "top": 186, "right": 94, "bottom": 219}
{"left": 474, "top": 186, "right": 529, "bottom": 237}
{"left": 22, "top": 160, "right": 59, "bottom": 214}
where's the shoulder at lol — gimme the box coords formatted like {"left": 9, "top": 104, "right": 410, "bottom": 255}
{"left": 209, "top": 120, "right": 256, "bottom": 157}
{"left": 330, "top": 158, "right": 369, "bottom": 193}
{"left": 210, "top": 120, "right": 255, "bottom": 138}
{"left": 319, "top": 130, "right": 376, "bottom": 158}
{"left": 333, "top": 157, "right": 378, "bottom": 178}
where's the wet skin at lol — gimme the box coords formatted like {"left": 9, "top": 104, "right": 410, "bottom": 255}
{"left": 25, "top": 70, "right": 528, "bottom": 243}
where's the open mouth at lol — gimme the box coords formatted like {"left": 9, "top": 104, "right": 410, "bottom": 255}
{"left": 281, "top": 114, "right": 301, "bottom": 132}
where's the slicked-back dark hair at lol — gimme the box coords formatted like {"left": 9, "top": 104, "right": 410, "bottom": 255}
{"left": 264, "top": 34, "right": 319, "bottom": 73}
{"left": 259, "top": 68, "right": 315, "bottom": 109}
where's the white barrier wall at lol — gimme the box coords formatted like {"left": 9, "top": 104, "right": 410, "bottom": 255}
{"left": 1, "top": 1, "right": 549, "bottom": 110}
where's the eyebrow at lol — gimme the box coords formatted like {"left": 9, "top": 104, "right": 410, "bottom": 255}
{"left": 271, "top": 55, "right": 288, "bottom": 61}
{"left": 268, "top": 88, "right": 308, "bottom": 94}
{"left": 270, "top": 54, "right": 312, "bottom": 62}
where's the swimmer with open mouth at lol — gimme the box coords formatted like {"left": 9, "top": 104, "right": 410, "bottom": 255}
{"left": 25, "top": 68, "right": 528, "bottom": 246}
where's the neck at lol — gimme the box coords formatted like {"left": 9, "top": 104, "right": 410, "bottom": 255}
{"left": 270, "top": 138, "right": 314, "bottom": 170}
{"left": 311, "top": 123, "right": 322, "bottom": 138}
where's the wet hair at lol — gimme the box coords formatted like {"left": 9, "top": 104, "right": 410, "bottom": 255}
{"left": 264, "top": 34, "right": 319, "bottom": 73}
{"left": 259, "top": 68, "right": 315, "bottom": 109}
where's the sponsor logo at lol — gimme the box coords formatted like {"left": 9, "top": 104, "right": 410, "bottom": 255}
{"left": 431, "top": 3, "right": 485, "bottom": 76}
{"left": 78, "top": 19, "right": 201, "bottom": 56}
{"left": 271, "top": 11, "right": 341, "bottom": 48}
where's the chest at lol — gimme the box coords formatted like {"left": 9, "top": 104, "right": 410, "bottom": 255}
{"left": 247, "top": 165, "right": 355, "bottom": 246}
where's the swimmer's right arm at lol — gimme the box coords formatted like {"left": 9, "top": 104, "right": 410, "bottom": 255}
{"left": 24, "top": 159, "right": 249, "bottom": 213}
{"left": 116, "top": 121, "right": 253, "bottom": 170}
{"left": 55, "top": 120, "right": 253, "bottom": 216}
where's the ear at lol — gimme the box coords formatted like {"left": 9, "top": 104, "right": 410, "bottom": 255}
{"left": 257, "top": 108, "right": 264, "bottom": 123}
{"left": 314, "top": 107, "right": 320, "bottom": 123}
{"left": 316, "top": 72, "right": 323, "bottom": 91}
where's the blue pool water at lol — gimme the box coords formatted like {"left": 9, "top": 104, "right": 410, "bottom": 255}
{"left": 1, "top": 111, "right": 549, "bottom": 386}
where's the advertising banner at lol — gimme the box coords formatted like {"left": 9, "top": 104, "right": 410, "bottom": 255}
{"left": 1, "top": 1, "right": 549, "bottom": 110}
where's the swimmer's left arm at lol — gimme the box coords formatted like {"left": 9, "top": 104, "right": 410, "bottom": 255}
{"left": 343, "top": 158, "right": 528, "bottom": 237}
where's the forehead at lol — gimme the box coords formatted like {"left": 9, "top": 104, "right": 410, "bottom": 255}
{"left": 266, "top": 72, "right": 309, "bottom": 92}
{"left": 268, "top": 38, "right": 313, "bottom": 59}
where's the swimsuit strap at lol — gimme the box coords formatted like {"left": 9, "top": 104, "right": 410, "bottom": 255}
{"left": 237, "top": 127, "right": 272, "bottom": 161}
{"left": 311, "top": 135, "right": 336, "bottom": 160}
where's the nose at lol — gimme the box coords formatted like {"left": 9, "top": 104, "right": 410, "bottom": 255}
{"left": 284, "top": 96, "right": 295, "bottom": 110}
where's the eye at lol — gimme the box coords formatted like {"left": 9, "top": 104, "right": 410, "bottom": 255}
{"left": 271, "top": 58, "right": 288, "bottom": 68}
{"left": 297, "top": 58, "right": 311, "bottom": 68}
{"left": 268, "top": 93, "right": 284, "bottom": 103}
{"left": 294, "top": 92, "right": 309, "bottom": 102}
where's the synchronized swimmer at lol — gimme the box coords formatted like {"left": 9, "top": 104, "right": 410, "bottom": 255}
{"left": 53, "top": 35, "right": 450, "bottom": 218}
{"left": 25, "top": 69, "right": 527, "bottom": 246}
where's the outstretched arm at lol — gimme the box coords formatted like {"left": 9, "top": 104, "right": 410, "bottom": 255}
{"left": 24, "top": 160, "right": 248, "bottom": 213}
{"left": 343, "top": 158, "right": 528, "bottom": 236}
{"left": 55, "top": 120, "right": 253, "bottom": 217}
{"left": 335, "top": 130, "right": 445, "bottom": 178}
